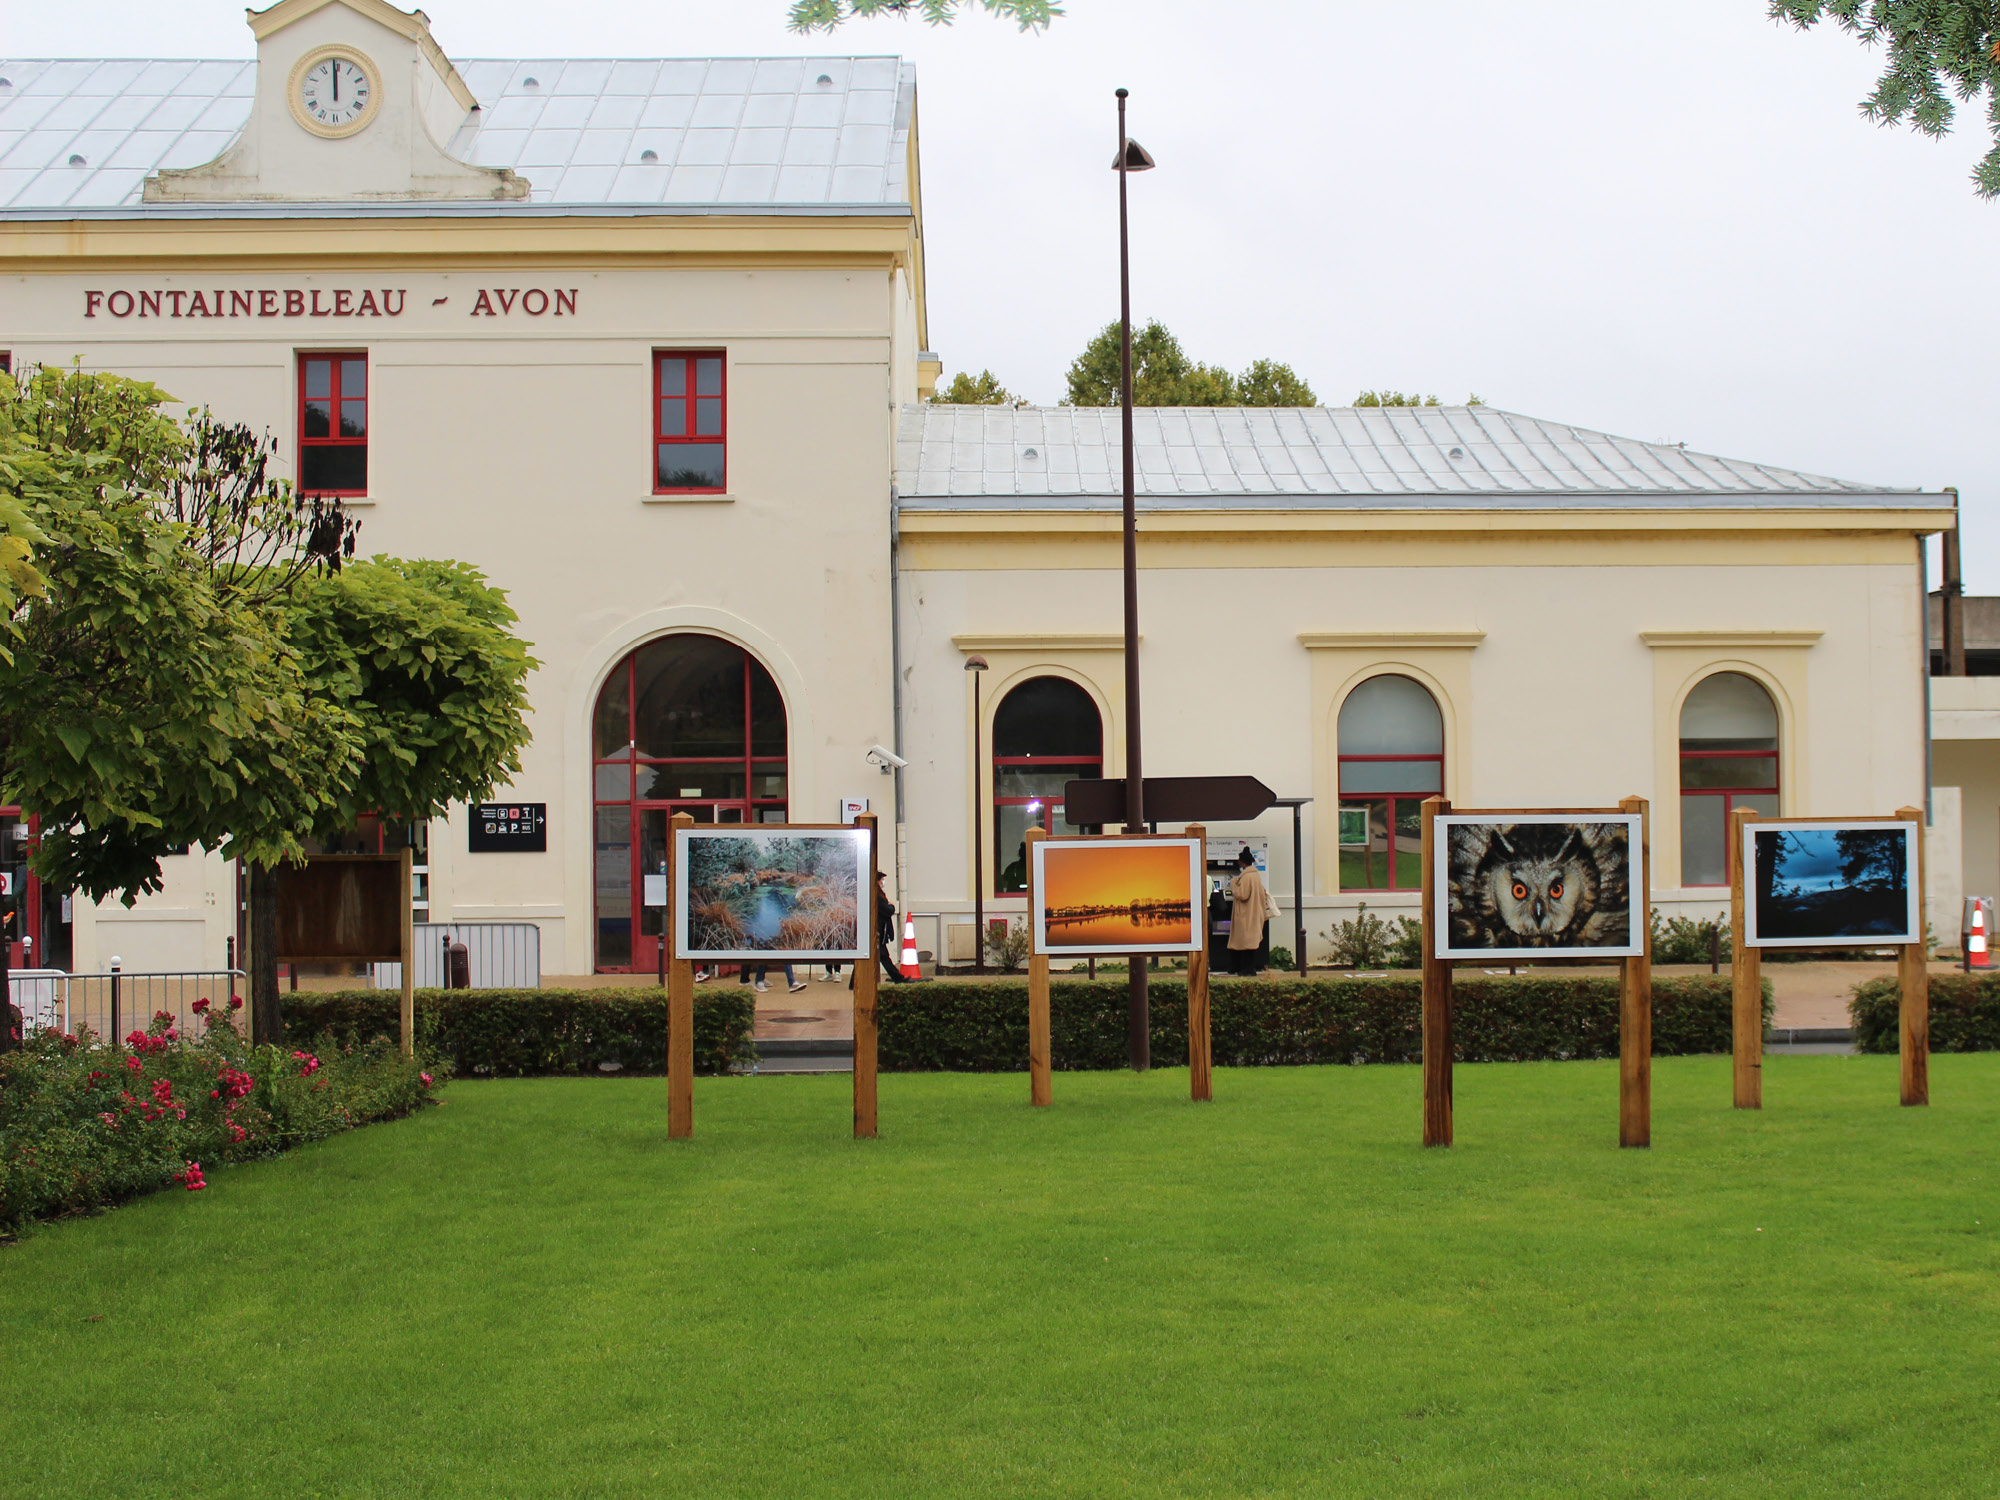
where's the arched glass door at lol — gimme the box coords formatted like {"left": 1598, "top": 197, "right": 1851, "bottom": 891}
{"left": 992, "top": 677, "right": 1103, "bottom": 894}
{"left": 1337, "top": 675, "right": 1445, "bottom": 891}
{"left": 1679, "top": 671, "right": 1779, "bottom": 887}
{"left": 592, "top": 636, "right": 787, "bottom": 971}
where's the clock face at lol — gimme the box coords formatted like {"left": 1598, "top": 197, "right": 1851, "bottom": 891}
{"left": 297, "top": 55, "right": 374, "bottom": 132}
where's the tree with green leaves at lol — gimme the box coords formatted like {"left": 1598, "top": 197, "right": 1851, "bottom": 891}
{"left": 1063, "top": 321, "right": 1317, "bottom": 408}
{"left": 0, "top": 367, "right": 535, "bottom": 1044}
{"left": 1772, "top": 1, "right": 2000, "bottom": 196}
{"left": 929, "top": 369, "right": 1018, "bottom": 404}
{"left": 1352, "top": 391, "right": 1486, "bottom": 408}
{"left": 789, "top": 0, "right": 1059, "bottom": 31}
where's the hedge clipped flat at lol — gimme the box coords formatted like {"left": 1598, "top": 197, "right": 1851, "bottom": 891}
{"left": 1852, "top": 973, "right": 2000, "bottom": 1053}
{"left": 285, "top": 989, "right": 756, "bottom": 1078}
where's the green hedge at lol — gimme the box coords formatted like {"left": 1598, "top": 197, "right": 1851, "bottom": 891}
{"left": 878, "top": 974, "right": 1765, "bottom": 1072}
{"left": 284, "top": 989, "right": 756, "bottom": 1078}
{"left": 1851, "top": 974, "right": 2000, "bottom": 1053}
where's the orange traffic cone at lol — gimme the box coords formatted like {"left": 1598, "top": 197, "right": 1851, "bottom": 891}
{"left": 900, "top": 914, "right": 922, "bottom": 980}
{"left": 1970, "top": 899, "right": 1991, "bottom": 969}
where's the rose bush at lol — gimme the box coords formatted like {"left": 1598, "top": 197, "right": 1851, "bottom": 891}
{"left": 1, "top": 1003, "right": 445, "bottom": 1234}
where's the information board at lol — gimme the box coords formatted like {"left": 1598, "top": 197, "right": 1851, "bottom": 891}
{"left": 470, "top": 803, "right": 547, "bottom": 852}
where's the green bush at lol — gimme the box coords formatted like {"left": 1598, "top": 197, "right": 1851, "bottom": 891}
{"left": 1851, "top": 974, "right": 2000, "bottom": 1053}
{"left": 1651, "top": 910, "right": 1731, "bottom": 965}
{"left": 283, "top": 988, "right": 756, "bottom": 1078}
{"left": 1, "top": 1008, "right": 440, "bottom": 1234}
{"left": 1325, "top": 904, "right": 1394, "bottom": 968}
{"left": 877, "top": 974, "right": 1765, "bottom": 1072}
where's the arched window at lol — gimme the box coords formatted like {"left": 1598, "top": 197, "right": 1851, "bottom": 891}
{"left": 592, "top": 635, "right": 787, "bottom": 970}
{"left": 992, "top": 677, "right": 1102, "bottom": 894}
{"left": 1338, "top": 674, "right": 1444, "bottom": 892}
{"left": 1679, "top": 671, "right": 1779, "bottom": 887}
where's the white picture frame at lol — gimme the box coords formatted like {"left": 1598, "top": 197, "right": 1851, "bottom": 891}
{"left": 1744, "top": 820, "right": 1920, "bottom": 949}
{"left": 673, "top": 825, "right": 872, "bottom": 962}
{"left": 1432, "top": 812, "right": 1644, "bottom": 961}
{"left": 1031, "top": 836, "right": 1205, "bottom": 958}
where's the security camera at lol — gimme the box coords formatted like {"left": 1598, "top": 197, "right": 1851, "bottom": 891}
{"left": 865, "top": 744, "right": 908, "bottom": 773}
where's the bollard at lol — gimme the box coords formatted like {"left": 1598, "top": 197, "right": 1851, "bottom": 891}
{"left": 1709, "top": 923, "right": 1720, "bottom": 975}
{"left": 441, "top": 931, "right": 453, "bottom": 989}
{"left": 447, "top": 940, "right": 470, "bottom": 991}
{"left": 109, "top": 956, "right": 122, "bottom": 1042}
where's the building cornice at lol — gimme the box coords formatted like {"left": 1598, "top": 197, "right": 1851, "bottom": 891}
{"left": 1299, "top": 632, "right": 1485, "bottom": 650}
{"left": 952, "top": 633, "right": 1129, "bottom": 653}
{"left": 1639, "top": 630, "right": 1824, "bottom": 649}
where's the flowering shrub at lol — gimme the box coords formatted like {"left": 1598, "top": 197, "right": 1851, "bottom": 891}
{"left": 0, "top": 1005, "right": 448, "bottom": 1235}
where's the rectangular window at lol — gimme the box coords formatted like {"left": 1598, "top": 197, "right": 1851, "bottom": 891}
{"left": 0, "top": 352, "right": 12, "bottom": 375}
{"left": 298, "top": 352, "right": 367, "bottom": 495}
{"left": 654, "top": 351, "right": 725, "bottom": 492}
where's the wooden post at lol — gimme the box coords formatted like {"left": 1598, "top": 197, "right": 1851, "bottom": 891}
{"left": 399, "top": 845, "right": 415, "bottom": 1060}
{"left": 1186, "top": 823, "right": 1212, "bottom": 1103}
{"left": 1729, "top": 806, "right": 1762, "bottom": 1110}
{"left": 668, "top": 812, "right": 694, "bottom": 1140}
{"left": 1618, "top": 796, "right": 1652, "bottom": 1147}
{"left": 1420, "top": 796, "right": 1453, "bottom": 1147}
{"left": 1896, "top": 804, "right": 1929, "bottom": 1107}
{"left": 854, "top": 813, "right": 881, "bottom": 1139}
{"left": 1025, "top": 826, "right": 1051, "bottom": 1107}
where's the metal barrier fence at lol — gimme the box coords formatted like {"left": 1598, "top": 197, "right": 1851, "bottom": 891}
{"left": 370, "top": 921, "right": 542, "bottom": 991}
{"left": 10, "top": 968, "right": 245, "bottom": 1042}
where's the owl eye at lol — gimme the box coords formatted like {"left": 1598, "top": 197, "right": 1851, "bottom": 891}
{"left": 1550, "top": 880, "right": 1563, "bottom": 899}
{"left": 1511, "top": 881, "right": 1528, "bottom": 900}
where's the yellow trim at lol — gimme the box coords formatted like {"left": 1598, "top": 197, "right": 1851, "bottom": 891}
{"left": 897, "top": 507, "right": 1949, "bottom": 536}
{"left": 1301, "top": 631, "right": 1485, "bottom": 650}
{"left": 251, "top": 0, "right": 480, "bottom": 113}
{"left": 1640, "top": 630, "right": 1824, "bottom": 648}
{"left": 287, "top": 44, "right": 385, "bottom": 141}
{"left": 899, "top": 528, "right": 1927, "bottom": 572}
{"left": 954, "top": 633, "right": 1126, "bottom": 653}
{"left": 0, "top": 218, "right": 918, "bottom": 267}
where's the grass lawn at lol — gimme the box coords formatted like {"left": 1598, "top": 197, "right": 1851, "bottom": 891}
{"left": 4, "top": 1056, "right": 1997, "bottom": 1499}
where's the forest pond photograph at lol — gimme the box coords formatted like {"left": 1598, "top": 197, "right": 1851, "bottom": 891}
{"left": 1747, "top": 822, "right": 1918, "bottom": 947}
{"left": 1033, "top": 838, "right": 1202, "bottom": 957}
{"left": 676, "top": 829, "right": 869, "bottom": 960}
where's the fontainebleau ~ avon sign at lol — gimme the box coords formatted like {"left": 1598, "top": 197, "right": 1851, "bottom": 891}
{"left": 81, "top": 287, "right": 580, "bottom": 319}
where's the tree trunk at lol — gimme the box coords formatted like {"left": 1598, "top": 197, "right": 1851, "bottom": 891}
{"left": 249, "top": 862, "right": 281, "bottom": 1046}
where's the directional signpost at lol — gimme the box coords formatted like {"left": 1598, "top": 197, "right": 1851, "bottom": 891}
{"left": 1062, "top": 776, "right": 1278, "bottom": 828}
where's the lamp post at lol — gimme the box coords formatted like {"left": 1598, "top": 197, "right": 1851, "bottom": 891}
{"left": 1114, "top": 87, "right": 1156, "bottom": 1070}
{"left": 966, "top": 654, "right": 989, "bottom": 973}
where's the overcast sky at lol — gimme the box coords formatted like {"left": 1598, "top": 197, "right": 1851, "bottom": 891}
{"left": 13, "top": 1, "right": 2000, "bottom": 586}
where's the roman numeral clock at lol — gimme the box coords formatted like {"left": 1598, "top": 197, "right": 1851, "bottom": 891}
{"left": 287, "top": 45, "right": 379, "bottom": 138}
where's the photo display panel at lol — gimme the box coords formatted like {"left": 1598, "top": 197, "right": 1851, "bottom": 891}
{"left": 1744, "top": 820, "right": 1920, "bottom": 949}
{"left": 673, "top": 825, "right": 872, "bottom": 962}
{"left": 1433, "top": 813, "right": 1645, "bottom": 961}
{"left": 1031, "top": 836, "right": 1205, "bottom": 957}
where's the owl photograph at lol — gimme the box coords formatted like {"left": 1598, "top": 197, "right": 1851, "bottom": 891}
{"left": 1437, "top": 815, "right": 1641, "bottom": 960}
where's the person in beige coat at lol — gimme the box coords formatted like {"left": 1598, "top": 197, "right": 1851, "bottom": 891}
{"left": 1227, "top": 847, "right": 1278, "bottom": 975}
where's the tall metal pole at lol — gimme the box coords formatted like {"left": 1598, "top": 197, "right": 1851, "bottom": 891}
{"left": 1116, "top": 87, "right": 1149, "bottom": 1071}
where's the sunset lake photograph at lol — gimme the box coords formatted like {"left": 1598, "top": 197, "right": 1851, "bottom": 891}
{"left": 1033, "top": 838, "right": 1201, "bottom": 956}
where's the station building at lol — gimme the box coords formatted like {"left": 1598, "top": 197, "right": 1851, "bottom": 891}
{"left": 0, "top": 0, "right": 1965, "bottom": 979}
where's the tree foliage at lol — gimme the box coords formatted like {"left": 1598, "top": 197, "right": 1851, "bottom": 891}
{"left": 929, "top": 369, "right": 1019, "bottom": 404}
{"left": 0, "top": 366, "right": 534, "bottom": 906}
{"left": 788, "top": 0, "right": 1060, "bottom": 31}
{"left": 1063, "top": 321, "right": 1318, "bottom": 408}
{"left": 1773, "top": 0, "right": 2000, "bottom": 196}
{"left": 1352, "top": 390, "right": 1486, "bottom": 408}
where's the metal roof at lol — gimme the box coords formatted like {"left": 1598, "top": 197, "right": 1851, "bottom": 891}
{"left": 0, "top": 56, "right": 914, "bottom": 213}
{"left": 895, "top": 404, "right": 1937, "bottom": 510}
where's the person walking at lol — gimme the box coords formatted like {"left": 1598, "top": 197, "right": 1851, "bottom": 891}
{"left": 1227, "top": 847, "right": 1278, "bottom": 977}
{"left": 853, "top": 868, "right": 912, "bottom": 986}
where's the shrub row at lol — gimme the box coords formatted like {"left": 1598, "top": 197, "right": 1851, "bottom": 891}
{"left": 878, "top": 974, "right": 1764, "bottom": 1072}
{"left": 1851, "top": 974, "right": 2000, "bottom": 1053}
{"left": 2, "top": 1010, "right": 439, "bottom": 1234}
{"left": 283, "top": 988, "right": 757, "bottom": 1078}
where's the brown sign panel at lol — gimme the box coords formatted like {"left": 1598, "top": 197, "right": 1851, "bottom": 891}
{"left": 1063, "top": 775, "right": 1277, "bottom": 828}
{"left": 275, "top": 854, "right": 404, "bottom": 962}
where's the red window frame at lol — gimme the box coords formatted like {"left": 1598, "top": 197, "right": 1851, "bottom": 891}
{"left": 1337, "top": 753, "right": 1444, "bottom": 893}
{"left": 297, "top": 351, "right": 368, "bottom": 496}
{"left": 1678, "top": 748, "right": 1780, "bottom": 888}
{"left": 653, "top": 350, "right": 727, "bottom": 494}
{"left": 992, "top": 751, "right": 1102, "bottom": 893}
{"left": 0, "top": 352, "right": 12, "bottom": 375}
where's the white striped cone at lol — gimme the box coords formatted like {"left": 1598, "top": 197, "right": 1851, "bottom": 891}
{"left": 1971, "top": 902, "right": 1991, "bottom": 968}
{"left": 900, "top": 915, "right": 922, "bottom": 979}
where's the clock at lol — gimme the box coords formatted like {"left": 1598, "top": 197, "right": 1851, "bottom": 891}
{"left": 287, "top": 45, "right": 380, "bottom": 139}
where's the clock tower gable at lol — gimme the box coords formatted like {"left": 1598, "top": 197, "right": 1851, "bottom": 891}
{"left": 145, "top": 0, "right": 525, "bottom": 203}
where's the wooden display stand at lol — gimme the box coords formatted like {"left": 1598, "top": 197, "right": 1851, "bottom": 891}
{"left": 1729, "top": 805, "right": 1928, "bottom": 1109}
{"left": 273, "top": 850, "right": 414, "bottom": 1058}
{"left": 664, "top": 812, "right": 882, "bottom": 1140}
{"left": 1023, "top": 824, "right": 1210, "bottom": 1106}
{"left": 1419, "top": 797, "right": 1653, "bottom": 1148}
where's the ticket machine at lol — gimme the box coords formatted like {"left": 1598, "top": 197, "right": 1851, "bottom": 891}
{"left": 1203, "top": 836, "right": 1269, "bottom": 968}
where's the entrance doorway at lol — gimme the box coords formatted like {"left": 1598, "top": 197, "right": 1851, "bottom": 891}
{"left": 593, "top": 635, "right": 789, "bottom": 971}
{"left": 0, "top": 808, "right": 58, "bottom": 971}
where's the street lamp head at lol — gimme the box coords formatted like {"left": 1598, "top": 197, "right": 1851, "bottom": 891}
{"left": 1113, "top": 138, "right": 1156, "bottom": 172}
{"left": 964, "top": 654, "right": 989, "bottom": 672}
